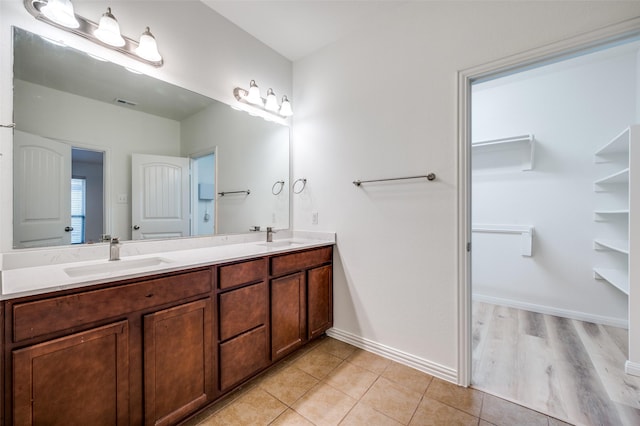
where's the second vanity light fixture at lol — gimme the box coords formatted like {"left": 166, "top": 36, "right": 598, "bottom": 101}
{"left": 24, "top": 0, "right": 163, "bottom": 66}
{"left": 234, "top": 80, "right": 293, "bottom": 120}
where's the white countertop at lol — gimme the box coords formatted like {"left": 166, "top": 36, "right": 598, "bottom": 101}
{"left": 0, "top": 231, "right": 335, "bottom": 300}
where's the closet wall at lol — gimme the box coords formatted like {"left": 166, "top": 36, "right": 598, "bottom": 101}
{"left": 471, "top": 44, "right": 638, "bottom": 326}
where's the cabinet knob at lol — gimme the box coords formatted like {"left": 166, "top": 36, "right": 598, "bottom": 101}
{"left": 64, "top": 226, "right": 74, "bottom": 232}
{"left": 133, "top": 225, "right": 140, "bottom": 230}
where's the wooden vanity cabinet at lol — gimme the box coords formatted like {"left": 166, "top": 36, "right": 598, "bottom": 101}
{"left": 270, "top": 247, "right": 333, "bottom": 360}
{"left": 2, "top": 244, "right": 333, "bottom": 425}
{"left": 4, "top": 268, "right": 214, "bottom": 426}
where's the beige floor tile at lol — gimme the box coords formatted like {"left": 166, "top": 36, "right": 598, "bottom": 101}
{"left": 292, "top": 382, "right": 357, "bottom": 426}
{"left": 317, "top": 338, "right": 358, "bottom": 359}
{"left": 382, "top": 362, "right": 433, "bottom": 395}
{"left": 409, "top": 397, "right": 479, "bottom": 426}
{"left": 270, "top": 408, "right": 315, "bottom": 425}
{"left": 260, "top": 365, "right": 319, "bottom": 405}
{"left": 293, "top": 347, "right": 344, "bottom": 379}
{"left": 346, "top": 349, "right": 392, "bottom": 375}
{"left": 481, "top": 394, "right": 548, "bottom": 426}
{"left": 324, "top": 361, "right": 378, "bottom": 399}
{"left": 340, "top": 401, "right": 404, "bottom": 425}
{"left": 479, "top": 421, "right": 496, "bottom": 426}
{"left": 425, "top": 378, "right": 484, "bottom": 417}
{"left": 206, "top": 387, "right": 287, "bottom": 425}
{"left": 548, "top": 417, "right": 572, "bottom": 426}
{"left": 360, "top": 376, "right": 422, "bottom": 424}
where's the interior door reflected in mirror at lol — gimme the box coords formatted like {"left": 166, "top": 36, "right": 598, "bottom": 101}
{"left": 11, "top": 27, "right": 290, "bottom": 249}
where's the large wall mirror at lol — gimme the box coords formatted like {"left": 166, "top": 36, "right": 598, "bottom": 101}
{"left": 12, "top": 27, "right": 290, "bottom": 249}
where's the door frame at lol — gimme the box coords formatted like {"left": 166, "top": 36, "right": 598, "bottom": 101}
{"left": 456, "top": 16, "right": 640, "bottom": 386}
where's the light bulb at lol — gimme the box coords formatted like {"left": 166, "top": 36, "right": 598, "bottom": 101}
{"left": 41, "top": 0, "right": 80, "bottom": 29}
{"left": 279, "top": 95, "right": 293, "bottom": 117}
{"left": 94, "top": 7, "right": 125, "bottom": 47}
{"left": 265, "top": 88, "right": 279, "bottom": 112}
{"left": 136, "top": 27, "right": 162, "bottom": 62}
{"left": 246, "top": 80, "right": 263, "bottom": 105}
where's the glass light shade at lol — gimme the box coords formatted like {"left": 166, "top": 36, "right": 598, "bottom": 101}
{"left": 246, "top": 80, "right": 263, "bottom": 105}
{"left": 94, "top": 7, "right": 125, "bottom": 47}
{"left": 41, "top": 0, "right": 80, "bottom": 29}
{"left": 265, "top": 88, "right": 279, "bottom": 112}
{"left": 279, "top": 95, "right": 293, "bottom": 117}
{"left": 135, "top": 27, "right": 162, "bottom": 62}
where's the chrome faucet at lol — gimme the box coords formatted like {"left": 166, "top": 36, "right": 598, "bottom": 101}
{"left": 266, "top": 227, "right": 276, "bottom": 242}
{"left": 109, "top": 237, "right": 120, "bottom": 261}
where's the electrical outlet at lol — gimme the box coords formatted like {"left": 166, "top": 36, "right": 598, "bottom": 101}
{"left": 312, "top": 212, "right": 318, "bottom": 225}
{"left": 117, "top": 194, "right": 128, "bottom": 204}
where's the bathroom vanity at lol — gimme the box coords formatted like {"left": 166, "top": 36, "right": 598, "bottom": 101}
{"left": 0, "top": 236, "right": 333, "bottom": 425}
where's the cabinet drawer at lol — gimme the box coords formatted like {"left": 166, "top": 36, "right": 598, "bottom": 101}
{"left": 219, "top": 258, "right": 267, "bottom": 290}
{"left": 271, "top": 246, "right": 332, "bottom": 276}
{"left": 219, "top": 325, "right": 268, "bottom": 391}
{"left": 13, "top": 269, "right": 212, "bottom": 342}
{"left": 219, "top": 281, "right": 267, "bottom": 341}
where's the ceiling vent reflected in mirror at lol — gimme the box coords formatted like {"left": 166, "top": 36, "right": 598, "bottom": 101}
{"left": 23, "top": 0, "right": 163, "bottom": 67}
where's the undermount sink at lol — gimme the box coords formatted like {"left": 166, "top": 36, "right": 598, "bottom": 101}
{"left": 256, "top": 240, "right": 305, "bottom": 248}
{"left": 64, "top": 257, "right": 171, "bottom": 278}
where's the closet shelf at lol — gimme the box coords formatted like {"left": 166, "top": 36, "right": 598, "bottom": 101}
{"left": 472, "top": 134, "right": 535, "bottom": 171}
{"left": 593, "top": 267, "right": 629, "bottom": 295}
{"left": 594, "top": 168, "right": 629, "bottom": 185}
{"left": 594, "top": 209, "right": 629, "bottom": 215}
{"left": 594, "top": 127, "right": 630, "bottom": 156}
{"left": 593, "top": 239, "right": 629, "bottom": 255}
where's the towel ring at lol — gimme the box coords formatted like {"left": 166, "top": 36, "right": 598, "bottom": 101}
{"left": 272, "top": 180, "right": 285, "bottom": 195}
{"left": 292, "top": 178, "right": 307, "bottom": 194}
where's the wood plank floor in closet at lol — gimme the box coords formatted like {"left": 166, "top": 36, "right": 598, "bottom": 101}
{"left": 471, "top": 301, "right": 640, "bottom": 426}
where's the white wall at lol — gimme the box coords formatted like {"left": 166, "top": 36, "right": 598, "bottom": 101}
{"left": 0, "top": 0, "right": 292, "bottom": 251}
{"left": 14, "top": 79, "right": 180, "bottom": 241}
{"left": 471, "top": 48, "right": 637, "bottom": 326}
{"left": 293, "top": 2, "right": 640, "bottom": 378}
{"left": 181, "top": 101, "right": 290, "bottom": 234}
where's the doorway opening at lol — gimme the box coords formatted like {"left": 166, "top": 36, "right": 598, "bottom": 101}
{"left": 191, "top": 152, "right": 216, "bottom": 236}
{"left": 461, "top": 24, "right": 640, "bottom": 426}
{"left": 71, "top": 147, "right": 104, "bottom": 244}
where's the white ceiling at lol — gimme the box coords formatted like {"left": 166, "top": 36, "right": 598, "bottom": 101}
{"left": 201, "top": 0, "right": 406, "bottom": 61}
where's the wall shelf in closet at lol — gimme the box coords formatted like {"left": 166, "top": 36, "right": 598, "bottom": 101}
{"left": 593, "top": 238, "right": 629, "bottom": 255}
{"left": 472, "top": 224, "right": 533, "bottom": 257}
{"left": 594, "top": 168, "right": 629, "bottom": 186}
{"left": 594, "top": 127, "right": 630, "bottom": 157}
{"left": 472, "top": 134, "right": 535, "bottom": 171}
{"left": 592, "top": 125, "right": 634, "bottom": 298}
{"left": 593, "top": 267, "right": 629, "bottom": 295}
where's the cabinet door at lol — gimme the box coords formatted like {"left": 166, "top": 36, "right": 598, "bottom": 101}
{"left": 144, "top": 299, "right": 213, "bottom": 426}
{"left": 13, "top": 321, "right": 129, "bottom": 426}
{"left": 308, "top": 265, "right": 333, "bottom": 339}
{"left": 271, "top": 272, "right": 306, "bottom": 359}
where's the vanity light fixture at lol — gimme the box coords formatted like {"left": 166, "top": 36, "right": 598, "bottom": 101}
{"left": 279, "top": 95, "right": 293, "bottom": 117}
{"left": 40, "top": 0, "right": 79, "bottom": 29}
{"left": 94, "top": 7, "right": 125, "bottom": 47}
{"left": 24, "top": 0, "right": 164, "bottom": 67}
{"left": 135, "top": 27, "right": 162, "bottom": 62}
{"left": 246, "top": 80, "right": 264, "bottom": 105}
{"left": 233, "top": 80, "right": 293, "bottom": 120}
{"left": 265, "top": 88, "right": 279, "bottom": 112}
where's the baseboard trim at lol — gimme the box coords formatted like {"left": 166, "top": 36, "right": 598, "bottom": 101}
{"left": 625, "top": 360, "right": 640, "bottom": 377}
{"left": 326, "top": 328, "right": 458, "bottom": 383}
{"left": 472, "top": 294, "right": 628, "bottom": 329}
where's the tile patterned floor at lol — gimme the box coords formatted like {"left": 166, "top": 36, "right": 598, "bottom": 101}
{"left": 184, "top": 337, "right": 569, "bottom": 425}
